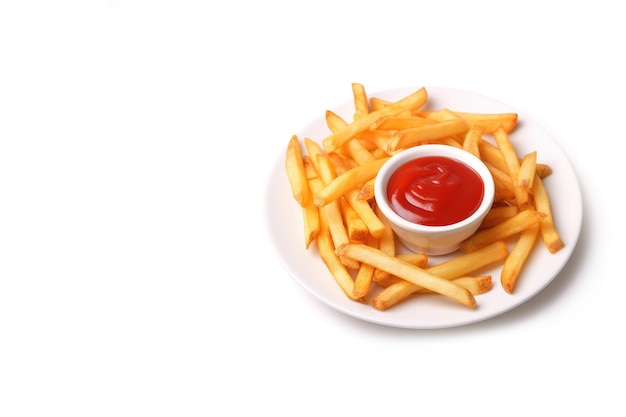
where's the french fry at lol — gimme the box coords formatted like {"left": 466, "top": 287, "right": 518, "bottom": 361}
{"left": 313, "top": 157, "right": 389, "bottom": 207}
{"left": 485, "top": 161, "right": 516, "bottom": 202}
{"left": 416, "top": 276, "right": 493, "bottom": 296}
{"left": 317, "top": 217, "right": 363, "bottom": 302}
{"left": 341, "top": 198, "right": 369, "bottom": 244}
{"left": 322, "top": 87, "right": 428, "bottom": 152}
{"left": 301, "top": 156, "right": 321, "bottom": 248}
{"left": 516, "top": 151, "right": 537, "bottom": 209}
{"left": 356, "top": 128, "right": 394, "bottom": 155}
{"left": 315, "top": 154, "right": 359, "bottom": 269}
{"left": 501, "top": 223, "right": 540, "bottom": 293}
{"left": 451, "top": 111, "right": 517, "bottom": 133}
{"left": 370, "top": 115, "right": 435, "bottom": 131}
{"left": 357, "top": 178, "right": 376, "bottom": 201}
{"left": 480, "top": 205, "right": 519, "bottom": 229}
{"left": 480, "top": 137, "right": 552, "bottom": 179}
{"left": 326, "top": 151, "right": 356, "bottom": 175}
{"left": 352, "top": 82, "right": 369, "bottom": 120}
{"left": 493, "top": 127, "right": 530, "bottom": 209}
{"left": 374, "top": 253, "right": 429, "bottom": 288}
{"left": 460, "top": 210, "right": 546, "bottom": 253}
{"left": 517, "top": 151, "right": 537, "bottom": 191}
{"left": 371, "top": 241, "right": 507, "bottom": 310}
{"left": 532, "top": 173, "right": 565, "bottom": 253}
{"left": 337, "top": 243, "right": 477, "bottom": 308}
{"left": 397, "top": 252, "right": 429, "bottom": 267}
{"left": 344, "top": 188, "right": 386, "bottom": 239}
{"left": 345, "top": 139, "right": 377, "bottom": 166}
{"left": 285, "top": 135, "right": 312, "bottom": 206}
{"left": 479, "top": 138, "right": 509, "bottom": 173}
{"left": 415, "top": 108, "right": 462, "bottom": 122}
{"left": 352, "top": 235, "right": 378, "bottom": 299}
{"left": 304, "top": 137, "right": 324, "bottom": 173}
{"left": 387, "top": 119, "right": 469, "bottom": 152}
{"left": 431, "top": 136, "right": 463, "bottom": 148}
{"left": 493, "top": 127, "right": 520, "bottom": 175}
{"left": 372, "top": 206, "right": 395, "bottom": 282}
{"left": 462, "top": 125, "right": 484, "bottom": 158}
{"left": 369, "top": 96, "right": 392, "bottom": 111}
{"left": 352, "top": 259, "right": 375, "bottom": 300}
{"left": 536, "top": 163, "right": 553, "bottom": 179}
{"left": 325, "top": 110, "right": 347, "bottom": 133}
{"left": 321, "top": 201, "right": 358, "bottom": 269}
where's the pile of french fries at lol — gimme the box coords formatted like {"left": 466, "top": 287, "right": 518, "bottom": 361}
{"left": 285, "top": 83, "right": 564, "bottom": 311}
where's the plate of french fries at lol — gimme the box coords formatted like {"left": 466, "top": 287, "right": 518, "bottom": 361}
{"left": 266, "top": 84, "right": 583, "bottom": 329}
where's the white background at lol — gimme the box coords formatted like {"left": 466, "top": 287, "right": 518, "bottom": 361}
{"left": 0, "top": 1, "right": 622, "bottom": 416}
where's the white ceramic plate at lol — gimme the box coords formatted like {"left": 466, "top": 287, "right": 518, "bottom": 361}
{"left": 265, "top": 86, "right": 583, "bottom": 329}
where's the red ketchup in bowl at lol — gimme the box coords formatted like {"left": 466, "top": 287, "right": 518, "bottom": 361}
{"left": 386, "top": 156, "right": 485, "bottom": 226}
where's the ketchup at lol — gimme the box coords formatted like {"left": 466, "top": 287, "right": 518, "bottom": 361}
{"left": 386, "top": 156, "right": 484, "bottom": 226}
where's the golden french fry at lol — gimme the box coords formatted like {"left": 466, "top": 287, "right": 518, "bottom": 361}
{"left": 322, "top": 87, "right": 428, "bottom": 152}
{"left": 357, "top": 178, "right": 375, "bottom": 201}
{"left": 317, "top": 217, "right": 363, "bottom": 302}
{"left": 415, "top": 108, "right": 462, "bottom": 122}
{"left": 493, "top": 127, "right": 520, "bottom": 175}
{"left": 300, "top": 199, "right": 320, "bottom": 248}
{"left": 387, "top": 119, "right": 469, "bottom": 152}
{"left": 373, "top": 253, "right": 429, "bottom": 288}
{"left": 372, "top": 206, "right": 395, "bottom": 282}
{"left": 430, "top": 240, "right": 509, "bottom": 277}
{"left": 352, "top": 235, "right": 378, "bottom": 299}
{"left": 369, "top": 96, "right": 392, "bottom": 111}
{"left": 397, "top": 252, "right": 429, "bottom": 267}
{"left": 371, "top": 241, "right": 507, "bottom": 310}
{"left": 430, "top": 136, "right": 463, "bottom": 148}
{"left": 416, "top": 276, "right": 493, "bottom": 296}
{"left": 536, "top": 163, "right": 553, "bottom": 179}
{"left": 301, "top": 156, "right": 321, "bottom": 248}
{"left": 326, "top": 151, "right": 356, "bottom": 175}
{"left": 285, "top": 135, "right": 312, "bottom": 206}
{"left": 516, "top": 151, "right": 537, "bottom": 210}
{"left": 303, "top": 137, "right": 324, "bottom": 173}
{"left": 337, "top": 243, "right": 477, "bottom": 308}
{"left": 485, "top": 161, "right": 516, "bottom": 203}
{"left": 501, "top": 223, "right": 540, "bottom": 293}
{"left": 478, "top": 138, "right": 509, "bottom": 172}
{"left": 493, "top": 127, "right": 531, "bottom": 209}
{"left": 480, "top": 205, "right": 519, "bottom": 229}
{"left": 322, "top": 201, "right": 358, "bottom": 269}
{"left": 451, "top": 111, "right": 517, "bottom": 133}
{"left": 517, "top": 151, "right": 537, "bottom": 191}
{"left": 341, "top": 198, "right": 369, "bottom": 244}
{"left": 313, "top": 157, "right": 389, "bottom": 207}
{"left": 460, "top": 210, "right": 546, "bottom": 253}
{"left": 344, "top": 188, "right": 386, "bottom": 239}
{"left": 352, "top": 82, "right": 369, "bottom": 120}
{"left": 315, "top": 153, "right": 338, "bottom": 184}
{"left": 352, "top": 260, "right": 375, "bottom": 300}
{"left": 315, "top": 154, "right": 359, "bottom": 269}
{"left": 462, "top": 125, "right": 484, "bottom": 158}
{"left": 480, "top": 137, "right": 551, "bottom": 179}
{"left": 325, "top": 110, "right": 347, "bottom": 133}
{"left": 345, "top": 139, "right": 376, "bottom": 166}
{"left": 532, "top": 173, "right": 564, "bottom": 253}
{"left": 355, "top": 128, "right": 394, "bottom": 155}
{"left": 370, "top": 115, "right": 435, "bottom": 131}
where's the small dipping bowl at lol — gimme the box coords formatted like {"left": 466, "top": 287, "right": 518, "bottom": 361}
{"left": 374, "top": 144, "right": 495, "bottom": 255}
